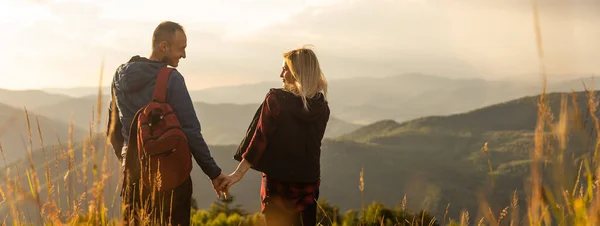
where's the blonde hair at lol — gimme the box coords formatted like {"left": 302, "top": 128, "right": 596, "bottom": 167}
{"left": 282, "top": 45, "right": 328, "bottom": 111}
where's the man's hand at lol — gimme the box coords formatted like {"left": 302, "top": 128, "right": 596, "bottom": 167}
{"left": 211, "top": 173, "right": 227, "bottom": 198}
{"left": 220, "top": 172, "right": 243, "bottom": 198}
{"left": 220, "top": 158, "right": 252, "bottom": 198}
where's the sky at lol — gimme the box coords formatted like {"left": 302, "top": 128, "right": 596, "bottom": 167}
{"left": 0, "top": 0, "right": 598, "bottom": 90}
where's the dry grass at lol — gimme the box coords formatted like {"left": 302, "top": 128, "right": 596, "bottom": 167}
{"left": 0, "top": 0, "right": 595, "bottom": 225}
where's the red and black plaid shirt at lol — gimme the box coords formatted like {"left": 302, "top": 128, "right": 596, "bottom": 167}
{"left": 241, "top": 93, "right": 320, "bottom": 212}
{"left": 260, "top": 173, "right": 320, "bottom": 212}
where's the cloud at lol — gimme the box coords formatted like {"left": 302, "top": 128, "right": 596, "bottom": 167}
{"left": 226, "top": 0, "right": 600, "bottom": 80}
{"left": 2, "top": 0, "right": 598, "bottom": 90}
{"left": 0, "top": 0, "right": 56, "bottom": 27}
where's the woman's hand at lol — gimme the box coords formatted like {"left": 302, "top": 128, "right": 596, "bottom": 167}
{"left": 211, "top": 173, "right": 228, "bottom": 198}
{"left": 220, "top": 172, "right": 244, "bottom": 198}
{"left": 220, "top": 159, "right": 253, "bottom": 198}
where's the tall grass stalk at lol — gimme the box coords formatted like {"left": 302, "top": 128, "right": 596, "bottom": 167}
{"left": 529, "top": 0, "right": 549, "bottom": 224}
{"left": 0, "top": 2, "right": 597, "bottom": 224}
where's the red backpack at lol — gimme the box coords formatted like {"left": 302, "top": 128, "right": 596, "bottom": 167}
{"left": 125, "top": 67, "right": 192, "bottom": 191}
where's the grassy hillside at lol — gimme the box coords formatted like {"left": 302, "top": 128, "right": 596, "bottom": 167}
{"left": 0, "top": 103, "right": 87, "bottom": 163}
{"left": 0, "top": 135, "right": 259, "bottom": 225}
{"left": 3, "top": 89, "right": 599, "bottom": 225}
{"left": 331, "top": 91, "right": 598, "bottom": 220}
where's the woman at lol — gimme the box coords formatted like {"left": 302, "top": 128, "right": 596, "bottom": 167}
{"left": 221, "top": 46, "right": 330, "bottom": 225}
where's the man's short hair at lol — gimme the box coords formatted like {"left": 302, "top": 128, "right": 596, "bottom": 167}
{"left": 152, "top": 21, "right": 185, "bottom": 49}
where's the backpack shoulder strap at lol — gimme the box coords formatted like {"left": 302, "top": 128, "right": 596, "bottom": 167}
{"left": 152, "top": 67, "right": 174, "bottom": 103}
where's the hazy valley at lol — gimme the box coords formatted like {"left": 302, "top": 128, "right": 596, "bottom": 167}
{"left": 41, "top": 73, "right": 599, "bottom": 125}
{"left": 1, "top": 73, "right": 599, "bottom": 225}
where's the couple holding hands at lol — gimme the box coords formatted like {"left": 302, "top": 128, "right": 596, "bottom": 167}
{"left": 108, "top": 21, "right": 329, "bottom": 226}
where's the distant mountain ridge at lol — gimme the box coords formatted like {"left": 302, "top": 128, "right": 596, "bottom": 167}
{"left": 1, "top": 90, "right": 595, "bottom": 224}
{"left": 0, "top": 88, "right": 72, "bottom": 109}
{"left": 34, "top": 94, "right": 111, "bottom": 130}
{"left": 43, "top": 86, "right": 111, "bottom": 98}
{"left": 14, "top": 93, "right": 360, "bottom": 146}
{"left": 0, "top": 102, "right": 87, "bottom": 163}
{"left": 40, "top": 73, "right": 598, "bottom": 124}
{"left": 177, "top": 74, "right": 600, "bottom": 124}
{"left": 339, "top": 91, "right": 594, "bottom": 142}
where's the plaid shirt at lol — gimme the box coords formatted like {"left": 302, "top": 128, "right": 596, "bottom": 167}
{"left": 240, "top": 92, "right": 279, "bottom": 165}
{"left": 261, "top": 173, "right": 320, "bottom": 213}
{"left": 240, "top": 92, "right": 320, "bottom": 212}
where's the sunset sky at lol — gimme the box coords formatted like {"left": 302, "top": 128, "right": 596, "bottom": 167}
{"left": 1, "top": 0, "right": 598, "bottom": 90}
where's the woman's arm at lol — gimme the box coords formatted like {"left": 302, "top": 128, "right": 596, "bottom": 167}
{"left": 221, "top": 158, "right": 252, "bottom": 195}
{"left": 239, "top": 93, "right": 279, "bottom": 165}
{"left": 221, "top": 92, "right": 280, "bottom": 195}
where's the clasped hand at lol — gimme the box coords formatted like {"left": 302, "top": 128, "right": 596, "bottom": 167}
{"left": 210, "top": 172, "right": 243, "bottom": 199}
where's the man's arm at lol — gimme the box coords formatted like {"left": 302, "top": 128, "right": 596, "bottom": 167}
{"left": 166, "top": 71, "right": 222, "bottom": 180}
{"left": 107, "top": 79, "right": 124, "bottom": 161}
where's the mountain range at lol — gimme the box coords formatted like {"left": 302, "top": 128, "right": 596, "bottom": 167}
{"left": 41, "top": 73, "right": 599, "bottom": 125}
{"left": 0, "top": 88, "right": 595, "bottom": 224}
{"left": 0, "top": 102, "right": 87, "bottom": 164}
{"left": 0, "top": 90, "right": 359, "bottom": 164}
{"left": 0, "top": 88, "right": 73, "bottom": 109}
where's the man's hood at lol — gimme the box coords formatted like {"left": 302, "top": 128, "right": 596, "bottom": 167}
{"left": 114, "top": 56, "right": 167, "bottom": 93}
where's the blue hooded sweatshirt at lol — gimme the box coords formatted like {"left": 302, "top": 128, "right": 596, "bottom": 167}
{"left": 110, "top": 55, "right": 222, "bottom": 180}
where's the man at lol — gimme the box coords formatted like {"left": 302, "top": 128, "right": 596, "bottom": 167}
{"left": 107, "top": 21, "right": 226, "bottom": 226}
